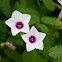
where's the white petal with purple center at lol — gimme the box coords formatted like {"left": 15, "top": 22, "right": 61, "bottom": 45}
{"left": 22, "top": 26, "right": 46, "bottom": 52}
{"left": 5, "top": 10, "right": 31, "bottom": 36}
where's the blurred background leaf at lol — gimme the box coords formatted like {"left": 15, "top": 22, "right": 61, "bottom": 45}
{"left": 0, "top": 0, "right": 11, "bottom": 18}
{"left": 4, "top": 48, "right": 23, "bottom": 62}
{"left": 22, "top": 50, "right": 48, "bottom": 62}
{"left": 42, "top": 0, "right": 56, "bottom": 11}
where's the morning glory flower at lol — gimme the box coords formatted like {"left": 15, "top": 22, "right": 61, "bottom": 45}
{"left": 58, "top": 0, "right": 62, "bottom": 5}
{"left": 22, "top": 26, "right": 46, "bottom": 52}
{"left": 5, "top": 10, "right": 31, "bottom": 36}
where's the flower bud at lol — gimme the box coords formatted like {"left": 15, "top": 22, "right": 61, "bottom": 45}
{"left": 58, "top": 10, "right": 62, "bottom": 20}
{"left": 0, "top": 42, "right": 6, "bottom": 47}
{"left": 20, "top": 32, "right": 24, "bottom": 36}
{"left": 6, "top": 42, "right": 16, "bottom": 51}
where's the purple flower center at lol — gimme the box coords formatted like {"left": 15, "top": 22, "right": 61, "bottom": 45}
{"left": 16, "top": 22, "right": 24, "bottom": 29}
{"left": 29, "top": 36, "right": 36, "bottom": 43}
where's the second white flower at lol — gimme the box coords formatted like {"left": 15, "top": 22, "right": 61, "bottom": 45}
{"left": 22, "top": 26, "right": 46, "bottom": 52}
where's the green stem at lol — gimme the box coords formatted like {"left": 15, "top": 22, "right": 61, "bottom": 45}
{"left": 49, "top": 26, "right": 58, "bottom": 36}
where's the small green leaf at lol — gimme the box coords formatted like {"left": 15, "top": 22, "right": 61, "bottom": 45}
{"left": 18, "top": 8, "right": 40, "bottom": 16}
{"left": 29, "top": 15, "right": 40, "bottom": 26}
{"left": 0, "top": 20, "right": 7, "bottom": 41}
{"left": 49, "top": 46, "right": 62, "bottom": 59}
{"left": 19, "top": 0, "right": 27, "bottom": 8}
{"left": 0, "top": 32, "right": 6, "bottom": 42}
{"left": 13, "top": 2, "right": 21, "bottom": 10}
{"left": 0, "top": 21, "right": 7, "bottom": 33}
{"left": 41, "top": 16, "right": 56, "bottom": 26}
{"left": 52, "top": 32, "right": 59, "bottom": 38}
{"left": 0, "top": 0, "right": 11, "bottom": 17}
{"left": 43, "top": 37, "right": 51, "bottom": 51}
{"left": 54, "top": 59, "right": 62, "bottom": 62}
{"left": 36, "top": 23, "right": 49, "bottom": 33}
{"left": 7, "top": 36, "right": 24, "bottom": 45}
{"left": 59, "top": 26, "right": 62, "bottom": 29}
{"left": 13, "top": 0, "right": 27, "bottom": 10}
{"left": 42, "top": 0, "right": 56, "bottom": 11}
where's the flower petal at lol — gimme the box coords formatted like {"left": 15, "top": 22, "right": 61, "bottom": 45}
{"left": 5, "top": 18, "right": 16, "bottom": 28}
{"left": 11, "top": 10, "right": 22, "bottom": 21}
{"left": 29, "top": 26, "right": 38, "bottom": 36}
{"left": 37, "top": 32, "right": 46, "bottom": 41}
{"left": 26, "top": 43, "right": 35, "bottom": 52}
{"left": 35, "top": 42, "right": 44, "bottom": 50}
{"left": 20, "top": 23, "right": 30, "bottom": 33}
{"left": 22, "top": 34, "right": 30, "bottom": 43}
{"left": 11, "top": 27, "right": 21, "bottom": 36}
{"left": 11, "top": 23, "right": 30, "bottom": 36}
{"left": 22, "top": 14, "right": 31, "bottom": 23}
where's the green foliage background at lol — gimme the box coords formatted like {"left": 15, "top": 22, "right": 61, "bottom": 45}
{"left": 0, "top": 0, "right": 62, "bottom": 62}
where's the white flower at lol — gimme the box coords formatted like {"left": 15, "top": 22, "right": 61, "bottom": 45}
{"left": 22, "top": 26, "right": 46, "bottom": 52}
{"left": 5, "top": 10, "right": 31, "bottom": 36}
{"left": 58, "top": 0, "right": 62, "bottom": 5}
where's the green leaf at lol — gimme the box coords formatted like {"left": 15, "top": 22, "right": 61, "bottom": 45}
{"left": 0, "top": 21, "right": 7, "bottom": 41}
{"left": 0, "top": 58, "right": 12, "bottom": 62}
{"left": 13, "top": 2, "right": 21, "bottom": 10}
{"left": 53, "top": 32, "right": 59, "bottom": 38}
{"left": 29, "top": 15, "right": 40, "bottom": 26}
{"left": 36, "top": 23, "right": 49, "bottom": 33}
{"left": 19, "top": 0, "right": 27, "bottom": 8}
{"left": 22, "top": 50, "right": 47, "bottom": 62}
{"left": 42, "top": 0, "right": 56, "bottom": 11}
{"left": 25, "top": 0, "right": 38, "bottom": 9}
{"left": 13, "top": 0, "right": 27, "bottom": 10}
{"left": 41, "top": 16, "right": 56, "bottom": 26}
{"left": 38, "top": 50, "right": 50, "bottom": 61}
{"left": 37, "top": 0, "right": 51, "bottom": 16}
{"left": 7, "top": 36, "right": 24, "bottom": 45}
{"left": 54, "top": 59, "right": 62, "bottom": 62}
{"left": 43, "top": 37, "right": 51, "bottom": 51}
{"left": 49, "top": 46, "right": 62, "bottom": 59}
{"left": 0, "top": 0, "right": 11, "bottom": 17}
{"left": 4, "top": 49, "right": 22, "bottom": 62}
{"left": 0, "top": 21, "right": 7, "bottom": 33}
{"left": 18, "top": 8, "right": 40, "bottom": 16}
{"left": 59, "top": 26, "right": 62, "bottom": 29}
{"left": 0, "top": 32, "right": 7, "bottom": 42}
